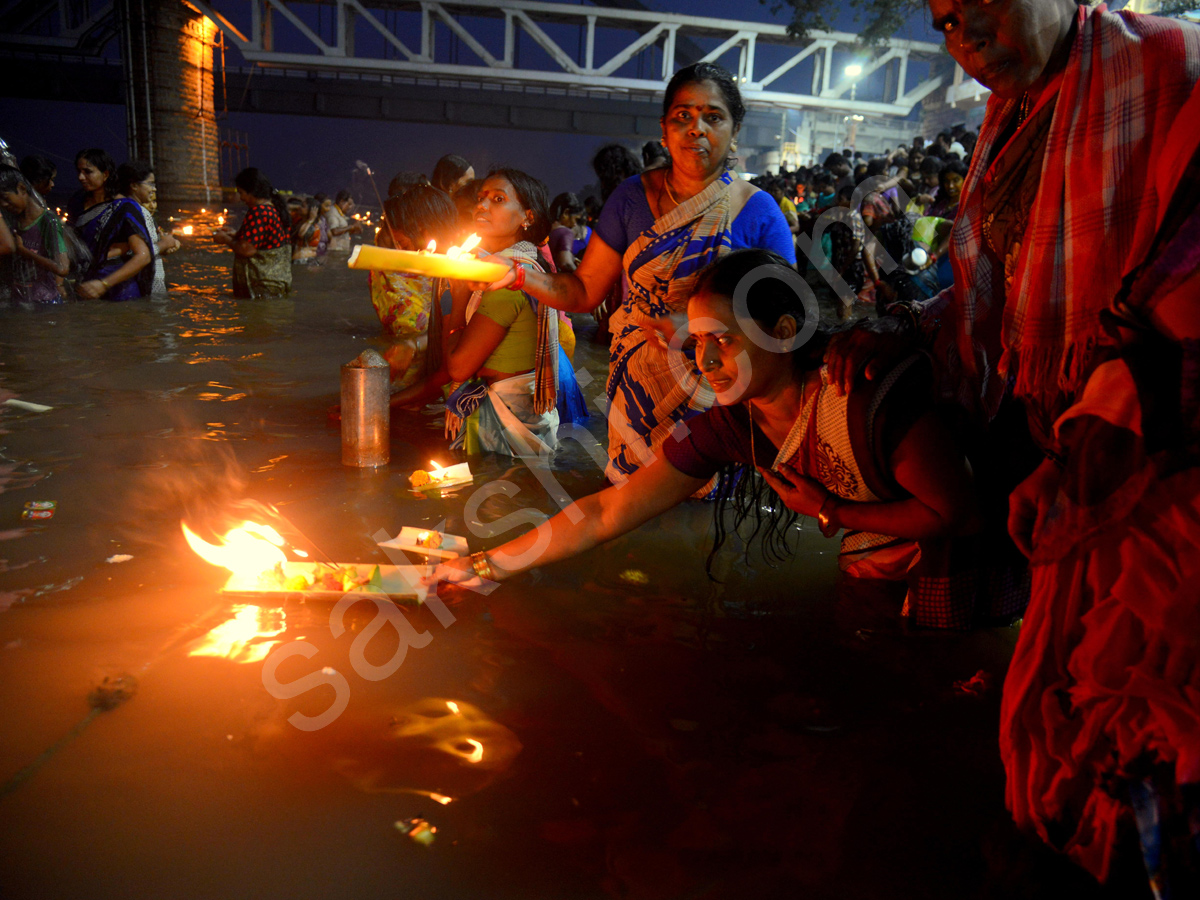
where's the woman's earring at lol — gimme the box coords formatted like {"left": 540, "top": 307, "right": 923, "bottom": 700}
{"left": 731, "top": 140, "right": 739, "bottom": 153}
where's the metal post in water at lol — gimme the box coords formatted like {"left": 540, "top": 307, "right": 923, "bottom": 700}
{"left": 341, "top": 349, "right": 389, "bottom": 467}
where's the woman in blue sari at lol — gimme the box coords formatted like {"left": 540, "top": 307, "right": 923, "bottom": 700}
{"left": 471, "top": 63, "right": 795, "bottom": 485}
{"left": 68, "top": 149, "right": 154, "bottom": 301}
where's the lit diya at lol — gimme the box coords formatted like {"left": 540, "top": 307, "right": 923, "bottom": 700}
{"left": 408, "top": 459, "right": 473, "bottom": 493}
{"left": 183, "top": 519, "right": 429, "bottom": 602}
{"left": 347, "top": 234, "right": 509, "bottom": 282}
{"left": 378, "top": 526, "right": 470, "bottom": 561}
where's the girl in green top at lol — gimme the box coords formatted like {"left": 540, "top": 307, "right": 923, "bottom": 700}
{"left": 392, "top": 167, "right": 570, "bottom": 457}
{"left": 0, "top": 166, "right": 69, "bottom": 304}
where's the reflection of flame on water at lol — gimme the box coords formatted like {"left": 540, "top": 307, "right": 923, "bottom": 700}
{"left": 181, "top": 225, "right": 194, "bottom": 235}
{"left": 189, "top": 604, "right": 285, "bottom": 663}
{"left": 463, "top": 738, "right": 484, "bottom": 764}
{"left": 182, "top": 520, "right": 287, "bottom": 578}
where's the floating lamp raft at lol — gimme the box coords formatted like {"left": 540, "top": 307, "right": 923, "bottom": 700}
{"left": 183, "top": 521, "right": 428, "bottom": 603}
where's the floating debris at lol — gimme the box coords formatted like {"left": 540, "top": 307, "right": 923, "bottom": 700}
{"left": 618, "top": 569, "right": 649, "bottom": 585}
{"left": 106, "top": 554, "right": 133, "bottom": 564}
{"left": 394, "top": 817, "right": 437, "bottom": 847}
{"left": 88, "top": 674, "right": 137, "bottom": 711}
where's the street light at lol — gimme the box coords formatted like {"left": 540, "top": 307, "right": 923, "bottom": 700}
{"left": 845, "top": 62, "right": 863, "bottom": 102}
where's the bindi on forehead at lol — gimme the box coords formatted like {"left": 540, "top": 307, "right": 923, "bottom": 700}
{"left": 669, "top": 83, "right": 729, "bottom": 113}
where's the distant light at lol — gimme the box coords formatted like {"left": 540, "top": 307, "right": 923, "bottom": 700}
{"left": 844, "top": 63, "right": 863, "bottom": 78}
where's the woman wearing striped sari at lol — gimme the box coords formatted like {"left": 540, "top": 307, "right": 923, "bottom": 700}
{"left": 473, "top": 63, "right": 795, "bottom": 485}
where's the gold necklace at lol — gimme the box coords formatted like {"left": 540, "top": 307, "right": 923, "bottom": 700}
{"left": 662, "top": 172, "right": 681, "bottom": 208}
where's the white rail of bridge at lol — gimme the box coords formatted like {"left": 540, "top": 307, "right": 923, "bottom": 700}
{"left": 180, "top": 0, "right": 948, "bottom": 117}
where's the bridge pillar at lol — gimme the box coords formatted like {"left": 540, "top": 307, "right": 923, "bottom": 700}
{"left": 119, "top": 0, "right": 220, "bottom": 205}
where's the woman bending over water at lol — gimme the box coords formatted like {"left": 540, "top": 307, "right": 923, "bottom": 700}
{"left": 435, "top": 250, "right": 980, "bottom": 611}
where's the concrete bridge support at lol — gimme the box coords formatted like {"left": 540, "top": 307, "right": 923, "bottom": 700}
{"left": 119, "top": 0, "right": 220, "bottom": 204}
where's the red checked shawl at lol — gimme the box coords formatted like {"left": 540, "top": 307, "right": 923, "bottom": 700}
{"left": 937, "top": 4, "right": 1200, "bottom": 423}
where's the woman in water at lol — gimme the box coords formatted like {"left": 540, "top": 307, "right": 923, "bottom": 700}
{"left": 117, "top": 161, "right": 180, "bottom": 295}
{"left": 69, "top": 148, "right": 154, "bottom": 300}
{"left": 213, "top": 167, "right": 292, "bottom": 298}
{"left": 393, "top": 168, "right": 582, "bottom": 457}
{"left": 473, "top": 64, "right": 796, "bottom": 486}
{"left": 0, "top": 166, "right": 69, "bottom": 304}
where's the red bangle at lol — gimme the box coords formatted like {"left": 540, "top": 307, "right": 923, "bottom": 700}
{"left": 511, "top": 262, "right": 527, "bottom": 291}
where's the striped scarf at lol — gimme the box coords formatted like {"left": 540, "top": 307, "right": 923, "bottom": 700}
{"left": 946, "top": 4, "right": 1200, "bottom": 417}
{"left": 446, "top": 242, "right": 557, "bottom": 438}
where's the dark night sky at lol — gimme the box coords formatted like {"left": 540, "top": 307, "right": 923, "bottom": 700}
{"left": 0, "top": 0, "right": 946, "bottom": 206}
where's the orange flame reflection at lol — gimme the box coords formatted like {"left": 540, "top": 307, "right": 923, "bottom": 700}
{"left": 182, "top": 520, "right": 287, "bottom": 578}
{"left": 189, "top": 604, "right": 285, "bottom": 663}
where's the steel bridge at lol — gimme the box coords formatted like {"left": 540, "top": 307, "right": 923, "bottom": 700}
{"left": 181, "top": 0, "right": 949, "bottom": 117}
{"left": 0, "top": 1, "right": 959, "bottom": 121}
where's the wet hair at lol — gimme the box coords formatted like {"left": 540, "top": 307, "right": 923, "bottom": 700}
{"left": 75, "top": 148, "right": 117, "bottom": 197}
{"left": 117, "top": 159, "right": 153, "bottom": 196}
{"left": 591, "top": 143, "right": 642, "bottom": 202}
{"left": 388, "top": 171, "right": 430, "bottom": 198}
{"left": 0, "top": 164, "right": 28, "bottom": 195}
{"left": 335, "top": 189, "right": 353, "bottom": 205}
{"left": 383, "top": 184, "right": 458, "bottom": 248}
{"left": 642, "top": 140, "right": 669, "bottom": 168}
{"left": 691, "top": 248, "right": 830, "bottom": 576}
{"left": 234, "top": 167, "right": 289, "bottom": 226}
{"left": 823, "top": 152, "right": 847, "bottom": 171}
{"left": 20, "top": 155, "right": 55, "bottom": 187}
{"left": 662, "top": 62, "right": 746, "bottom": 131}
{"left": 549, "top": 191, "right": 584, "bottom": 223}
{"left": 919, "top": 156, "right": 944, "bottom": 177}
{"left": 431, "top": 154, "right": 471, "bottom": 193}
{"left": 485, "top": 166, "right": 551, "bottom": 245}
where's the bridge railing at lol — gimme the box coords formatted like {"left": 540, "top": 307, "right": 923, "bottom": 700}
{"left": 182, "top": 0, "right": 947, "bottom": 116}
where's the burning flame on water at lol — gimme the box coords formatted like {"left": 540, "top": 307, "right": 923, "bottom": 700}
{"left": 189, "top": 604, "right": 285, "bottom": 663}
{"left": 182, "top": 520, "right": 287, "bottom": 578}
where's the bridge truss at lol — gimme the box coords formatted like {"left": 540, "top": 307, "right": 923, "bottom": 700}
{"left": 0, "top": 0, "right": 955, "bottom": 119}
{"left": 184, "top": 0, "right": 949, "bottom": 117}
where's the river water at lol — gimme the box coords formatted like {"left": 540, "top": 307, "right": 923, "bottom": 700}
{"left": 0, "top": 216, "right": 1115, "bottom": 899}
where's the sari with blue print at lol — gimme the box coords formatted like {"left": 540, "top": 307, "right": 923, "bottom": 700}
{"left": 74, "top": 197, "right": 156, "bottom": 301}
{"left": 606, "top": 171, "right": 733, "bottom": 484}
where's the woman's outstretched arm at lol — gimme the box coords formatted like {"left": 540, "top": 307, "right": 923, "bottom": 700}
{"left": 431, "top": 454, "right": 706, "bottom": 584}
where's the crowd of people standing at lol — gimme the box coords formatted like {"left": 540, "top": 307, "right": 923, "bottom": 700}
{"left": 3, "top": 1, "right": 1198, "bottom": 891}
